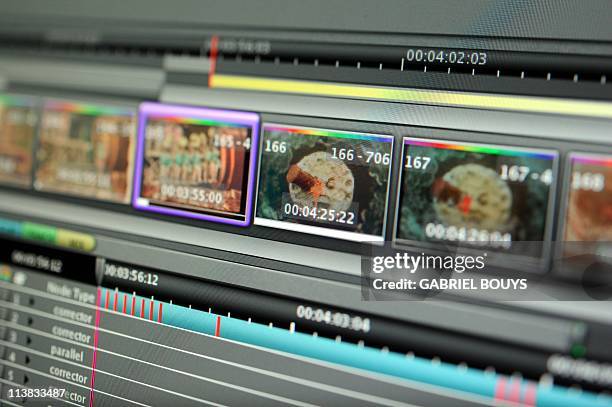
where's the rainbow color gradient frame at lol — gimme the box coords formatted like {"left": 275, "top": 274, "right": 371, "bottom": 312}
{"left": 43, "top": 99, "right": 134, "bottom": 116}
{"left": 569, "top": 152, "right": 612, "bottom": 167}
{"left": 263, "top": 124, "right": 394, "bottom": 143}
{"left": 132, "top": 102, "right": 260, "bottom": 226}
{"left": 402, "top": 137, "right": 557, "bottom": 159}
{"left": 0, "top": 93, "right": 39, "bottom": 108}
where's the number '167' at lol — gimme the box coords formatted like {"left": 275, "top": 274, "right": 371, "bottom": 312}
{"left": 405, "top": 156, "right": 431, "bottom": 170}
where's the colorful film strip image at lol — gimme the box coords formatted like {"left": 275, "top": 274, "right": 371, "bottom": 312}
{"left": 0, "top": 94, "right": 39, "bottom": 187}
{"left": 133, "top": 102, "right": 259, "bottom": 226}
{"left": 34, "top": 99, "right": 136, "bottom": 203}
{"left": 395, "top": 137, "right": 557, "bottom": 259}
{"left": 564, "top": 153, "right": 612, "bottom": 242}
{"left": 255, "top": 124, "right": 394, "bottom": 242}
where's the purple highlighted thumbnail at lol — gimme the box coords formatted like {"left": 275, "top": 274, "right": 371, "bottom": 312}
{"left": 133, "top": 102, "right": 260, "bottom": 226}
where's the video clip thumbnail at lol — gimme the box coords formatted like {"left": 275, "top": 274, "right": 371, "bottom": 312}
{"left": 0, "top": 94, "right": 38, "bottom": 187}
{"left": 34, "top": 100, "right": 136, "bottom": 203}
{"left": 563, "top": 153, "right": 612, "bottom": 242}
{"left": 133, "top": 102, "right": 259, "bottom": 226}
{"left": 255, "top": 124, "right": 393, "bottom": 242}
{"left": 395, "top": 137, "right": 557, "bottom": 260}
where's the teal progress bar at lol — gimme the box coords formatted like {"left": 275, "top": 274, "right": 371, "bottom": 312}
{"left": 99, "top": 288, "right": 612, "bottom": 407}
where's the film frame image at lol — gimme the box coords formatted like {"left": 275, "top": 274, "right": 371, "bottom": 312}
{"left": 0, "top": 94, "right": 39, "bottom": 188}
{"left": 394, "top": 137, "right": 558, "bottom": 264}
{"left": 255, "top": 124, "right": 394, "bottom": 242}
{"left": 133, "top": 102, "right": 260, "bottom": 226}
{"left": 34, "top": 99, "right": 136, "bottom": 203}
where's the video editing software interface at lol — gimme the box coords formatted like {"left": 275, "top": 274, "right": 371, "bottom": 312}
{"left": 0, "top": 1, "right": 611, "bottom": 406}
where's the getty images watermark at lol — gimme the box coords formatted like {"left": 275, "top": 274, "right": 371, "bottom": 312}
{"left": 361, "top": 241, "right": 612, "bottom": 301}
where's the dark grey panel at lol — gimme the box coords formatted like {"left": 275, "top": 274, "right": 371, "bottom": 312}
{"left": 0, "top": 57, "right": 164, "bottom": 98}
{"left": 0, "top": 207, "right": 578, "bottom": 352}
{"left": 0, "top": 0, "right": 612, "bottom": 42}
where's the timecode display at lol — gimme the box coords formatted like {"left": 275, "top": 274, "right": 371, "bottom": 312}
{"left": 283, "top": 202, "right": 356, "bottom": 225}
{"left": 104, "top": 263, "right": 159, "bottom": 286}
{"left": 296, "top": 304, "right": 371, "bottom": 333}
{"left": 405, "top": 48, "right": 488, "bottom": 66}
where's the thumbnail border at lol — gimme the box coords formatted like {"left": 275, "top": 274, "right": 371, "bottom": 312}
{"left": 557, "top": 151, "right": 612, "bottom": 244}
{"left": 393, "top": 136, "right": 559, "bottom": 272}
{"left": 254, "top": 123, "right": 394, "bottom": 242}
{"left": 33, "top": 97, "right": 137, "bottom": 203}
{"left": 132, "top": 102, "right": 260, "bottom": 227}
